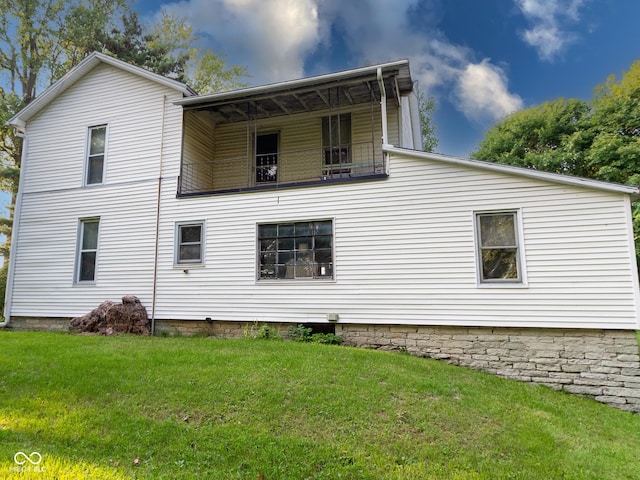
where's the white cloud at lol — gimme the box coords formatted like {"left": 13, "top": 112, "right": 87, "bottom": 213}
{"left": 156, "top": 0, "right": 523, "bottom": 124}
{"left": 515, "top": 0, "right": 585, "bottom": 60}
{"left": 162, "top": 0, "right": 320, "bottom": 83}
{"left": 454, "top": 60, "right": 523, "bottom": 123}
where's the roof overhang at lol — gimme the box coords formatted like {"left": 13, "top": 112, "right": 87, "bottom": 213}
{"left": 8, "top": 51, "right": 196, "bottom": 128}
{"left": 175, "top": 59, "right": 413, "bottom": 124}
{"left": 384, "top": 145, "right": 640, "bottom": 196}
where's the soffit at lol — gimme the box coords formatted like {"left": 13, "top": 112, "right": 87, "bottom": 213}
{"left": 179, "top": 61, "right": 413, "bottom": 124}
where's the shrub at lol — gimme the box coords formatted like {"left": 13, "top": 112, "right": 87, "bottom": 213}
{"left": 288, "top": 325, "right": 342, "bottom": 344}
{"left": 288, "top": 324, "right": 313, "bottom": 341}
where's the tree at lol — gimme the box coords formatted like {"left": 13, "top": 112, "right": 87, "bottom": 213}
{"left": 417, "top": 89, "right": 438, "bottom": 152}
{"left": 472, "top": 60, "right": 640, "bottom": 260}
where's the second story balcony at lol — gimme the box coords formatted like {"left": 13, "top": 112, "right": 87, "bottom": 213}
{"left": 179, "top": 140, "right": 386, "bottom": 195}
{"left": 176, "top": 60, "right": 416, "bottom": 196}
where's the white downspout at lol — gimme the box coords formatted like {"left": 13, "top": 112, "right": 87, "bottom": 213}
{"left": 377, "top": 68, "right": 388, "bottom": 146}
{"left": 2, "top": 129, "right": 28, "bottom": 327}
{"left": 376, "top": 68, "right": 390, "bottom": 174}
{"left": 150, "top": 95, "right": 168, "bottom": 335}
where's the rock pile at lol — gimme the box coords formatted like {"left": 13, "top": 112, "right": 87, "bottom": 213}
{"left": 70, "top": 295, "right": 150, "bottom": 335}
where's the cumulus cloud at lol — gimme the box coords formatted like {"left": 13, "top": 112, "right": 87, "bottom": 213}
{"left": 162, "top": 0, "right": 321, "bottom": 83}
{"left": 455, "top": 60, "right": 523, "bottom": 123}
{"left": 157, "top": 0, "right": 523, "bottom": 124}
{"left": 515, "top": 0, "right": 585, "bottom": 60}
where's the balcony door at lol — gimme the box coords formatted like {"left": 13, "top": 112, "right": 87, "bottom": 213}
{"left": 322, "top": 114, "right": 351, "bottom": 177}
{"left": 256, "top": 133, "right": 279, "bottom": 184}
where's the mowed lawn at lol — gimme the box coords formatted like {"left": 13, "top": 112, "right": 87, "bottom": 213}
{"left": 1, "top": 332, "right": 640, "bottom": 479}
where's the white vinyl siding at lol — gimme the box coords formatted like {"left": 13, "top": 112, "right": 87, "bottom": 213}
{"left": 9, "top": 63, "right": 184, "bottom": 317}
{"left": 9, "top": 60, "right": 639, "bottom": 331}
{"left": 152, "top": 151, "right": 639, "bottom": 330}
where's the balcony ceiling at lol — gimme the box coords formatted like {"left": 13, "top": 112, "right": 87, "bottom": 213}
{"left": 176, "top": 60, "right": 413, "bottom": 124}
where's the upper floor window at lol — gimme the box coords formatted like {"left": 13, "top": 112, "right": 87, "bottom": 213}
{"left": 475, "top": 211, "right": 524, "bottom": 284}
{"left": 86, "top": 125, "right": 107, "bottom": 185}
{"left": 322, "top": 114, "right": 351, "bottom": 177}
{"left": 258, "top": 220, "right": 333, "bottom": 280}
{"left": 255, "top": 132, "right": 279, "bottom": 184}
{"left": 176, "top": 222, "right": 204, "bottom": 265}
{"left": 76, "top": 218, "right": 99, "bottom": 283}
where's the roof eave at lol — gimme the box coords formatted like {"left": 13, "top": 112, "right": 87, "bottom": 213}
{"left": 8, "top": 51, "right": 194, "bottom": 128}
{"left": 384, "top": 145, "right": 640, "bottom": 196}
{"left": 175, "top": 59, "right": 411, "bottom": 108}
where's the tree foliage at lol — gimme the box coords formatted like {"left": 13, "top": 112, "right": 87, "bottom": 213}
{"left": 473, "top": 60, "right": 640, "bottom": 259}
{"left": 417, "top": 89, "right": 438, "bottom": 152}
{"left": 0, "top": 0, "right": 247, "bottom": 265}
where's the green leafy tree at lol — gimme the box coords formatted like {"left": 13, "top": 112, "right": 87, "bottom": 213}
{"left": 473, "top": 60, "right": 640, "bottom": 260}
{"left": 417, "top": 89, "right": 438, "bottom": 152}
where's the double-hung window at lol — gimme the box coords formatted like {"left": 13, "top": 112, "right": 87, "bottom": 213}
{"left": 76, "top": 218, "right": 100, "bottom": 283}
{"left": 258, "top": 220, "right": 333, "bottom": 280}
{"left": 176, "top": 222, "right": 204, "bottom": 265}
{"left": 86, "top": 125, "right": 107, "bottom": 185}
{"left": 475, "top": 211, "right": 524, "bottom": 284}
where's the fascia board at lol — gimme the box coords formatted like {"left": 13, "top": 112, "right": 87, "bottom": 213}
{"left": 8, "top": 52, "right": 194, "bottom": 127}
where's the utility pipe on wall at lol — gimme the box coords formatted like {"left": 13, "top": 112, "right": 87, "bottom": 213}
{"left": 150, "top": 95, "right": 168, "bottom": 335}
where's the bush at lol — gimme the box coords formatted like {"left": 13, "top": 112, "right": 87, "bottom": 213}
{"left": 288, "top": 324, "right": 313, "bottom": 341}
{"left": 244, "top": 322, "right": 281, "bottom": 339}
{"left": 288, "top": 324, "right": 342, "bottom": 345}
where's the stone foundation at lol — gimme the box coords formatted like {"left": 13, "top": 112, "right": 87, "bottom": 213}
{"left": 6, "top": 316, "right": 72, "bottom": 332}
{"left": 153, "top": 319, "right": 292, "bottom": 338}
{"left": 336, "top": 324, "right": 640, "bottom": 413}
{"left": 5, "top": 317, "right": 640, "bottom": 412}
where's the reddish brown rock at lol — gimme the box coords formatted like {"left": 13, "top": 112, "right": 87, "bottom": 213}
{"left": 70, "top": 296, "right": 150, "bottom": 335}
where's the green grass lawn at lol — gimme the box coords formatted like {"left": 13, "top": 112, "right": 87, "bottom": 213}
{"left": 1, "top": 332, "right": 640, "bottom": 479}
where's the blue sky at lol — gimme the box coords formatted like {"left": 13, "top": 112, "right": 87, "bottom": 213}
{"left": 134, "top": 0, "right": 639, "bottom": 158}
{"left": 0, "top": 1, "right": 636, "bottom": 252}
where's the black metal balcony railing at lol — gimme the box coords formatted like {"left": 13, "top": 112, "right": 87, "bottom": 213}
{"left": 178, "top": 141, "right": 385, "bottom": 195}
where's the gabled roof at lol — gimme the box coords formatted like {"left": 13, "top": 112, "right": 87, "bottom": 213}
{"left": 384, "top": 145, "right": 640, "bottom": 196}
{"left": 9, "top": 51, "right": 196, "bottom": 128}
{"left": 175, "top": 59, "right": 413, "bottom": 124}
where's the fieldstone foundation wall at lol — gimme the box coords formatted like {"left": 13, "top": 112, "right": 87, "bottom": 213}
{"left": 6, "top": 317, "right": 72, "bottom": 332}
{"left": 336, "top": 324, "right": 640, "bottom": 413}
{"left": 153, "top": 319, "right": 292, "bottom": 339}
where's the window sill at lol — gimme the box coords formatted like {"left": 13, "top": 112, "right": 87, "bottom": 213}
{"left": 477, "top": 282, "right": 528, "bottom": 289}
{"left": 256, "top": 278, "right": 337, "bottom": 285}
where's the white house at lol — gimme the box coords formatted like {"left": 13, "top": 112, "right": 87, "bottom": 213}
{"left": 5, "top": 52, "right": 640, "bottom": 411}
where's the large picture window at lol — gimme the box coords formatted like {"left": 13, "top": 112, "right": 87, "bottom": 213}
{"left": 176, "top": 222, "right": 204, "bottom": 265}
{"left": 258, "top": 220, "right": 333, "bottom": 280}
{"left": 86, "top": 125, "right": 107, "bottom": 185}
{"left": 76, "top": 218, "right": 99, "bottom": 283}
{"left": 475, "top": 211, "right": 523, "bottom": 284}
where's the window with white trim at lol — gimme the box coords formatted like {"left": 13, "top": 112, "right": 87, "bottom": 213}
{"left": 76, "top": 218, "right": 99, "bottom": 283}
{"left": 176, "top": 222, "right": 204, "bottom": 265}
{"left": 258, "top": 220, "right": 333, "bottom": 280}
{"left": 86, "top": 125, "right": 106, "bottom": 185}
{"left": 475, "top": 211, "right": 523, "bottom": 283}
